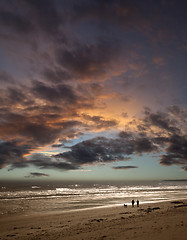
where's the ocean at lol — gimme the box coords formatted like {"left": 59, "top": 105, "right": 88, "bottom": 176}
{"left": 0, "top": 180, "right": 187, "bottom": 217}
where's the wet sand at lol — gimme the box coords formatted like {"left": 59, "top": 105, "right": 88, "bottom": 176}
{"left": 0, "top": 200, "right": 187, "bottom": 240}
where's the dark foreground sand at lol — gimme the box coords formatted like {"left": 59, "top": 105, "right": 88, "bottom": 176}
{"left": 0, "top": 200, "right": 187, "bottom": 240}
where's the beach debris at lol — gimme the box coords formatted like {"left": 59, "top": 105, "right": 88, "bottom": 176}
{"left": 152, "top": 207, "right": 160, "bottom": 210}
{"left": 146, "top": 207, "right": 152, "bottom": 213}
{"left": 138, "top": 209, "right": 144, "bottom": 212}
{"left": 90, "top": 218, "right": 104, "bottom": 223}
{"left": 145, "top": 207, "right": 160, "bottom": 213}
{"left": 31, "top": 227, "right": 41, "bottom": 229}
{"left": 171, "top": 201, "right": 184, "bottom": 204}
{"left": 174, "top": 204, "right": 187, "bottom": 208}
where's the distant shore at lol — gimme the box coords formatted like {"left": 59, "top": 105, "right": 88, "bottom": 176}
{"left": 163, "top": 179, "right": 187, "bottom": 181}
{"left": 0, "top": 199, "right": 187, "bottom": 240}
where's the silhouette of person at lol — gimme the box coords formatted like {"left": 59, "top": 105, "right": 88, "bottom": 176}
{"left": 132, "top": 199, "right": 135, "bottom": 207}
{"left": 137, "top": 200, "right": 139, "bottom": 207}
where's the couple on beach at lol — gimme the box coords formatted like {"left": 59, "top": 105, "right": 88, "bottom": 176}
{"left": 132, "top": 199, "right": 139, "bottom": 207}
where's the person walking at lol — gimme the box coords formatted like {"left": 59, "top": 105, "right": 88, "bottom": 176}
{"left": 132, "top": 199, "right": 135, "bottom": 207}
{"left": 137, "top": 200, "right": 139, "bottom": 207}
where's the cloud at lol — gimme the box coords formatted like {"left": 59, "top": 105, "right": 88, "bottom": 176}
{"left": 54, "top": 137, "right": 128, "bottom": 165}
{"left": 0, "top": 83, "right": 94, "bottom": 153}
{"left": 0, "top": 86, "right": 34, "bottom": 107}
{"left": 32, "top": 81, "right": 79, "bottom": 104}
{"left": 0, "top": 0, "right": 62, "bottom": 38}
{"left": 112, "top": 166, "right": 138, "bottom": 170}
{"left": 56, "top": 40, "right": 120, "bottom": 81}
{"left": 0, "top": 141, "right": 30, "bottom": 169}
{"left": 119, "top": 131, "right": 158, "bottom": 154}
{"left": 0, "top": 71, "right": 14, "bottom": 83}
{"left": 0, "top": 10, "right": 35, "bottom": 34}
{"left": 7, "top": 88, "right": 27, "bottom": 104}
{"left": 8, "top": 153, "right": 79, "bottom": 171}
{"left": 24, "top": 172, "right": 50, "bottom": 178}
{"left": 82, "top": 114, "right": 118, "bottom": 129}
{"left": 42, "top": 67, "right": 72, "bottom": 83}
{"left": 28, "top": 153, "right": 78, "bottom": 171}
{"left": 54, "top": 134, "right": 158, "bottom": 166}
{"left": 70, "top": 0, "right": 141, "bottom": 30}
{"left": 139, "top": 108, "right": 187, "bottom": 170}
{"left": 0, "top": 101, "right": 186, "bottom": 172}
{"left": 53, "top": 107, "right": 186, "bottom": 170}
{"left": 167, "top": 105, "right": 187, "bottom": 123}
{"left": 23, "top": 0, "right": 61, "bottom": 35}
{"left": 143, "top": 108, "right": 180, "bottom": 134}
{"left": 159, "top": 134, "right": 187, "bottom": 167}
{"left": 0, "top": 113, "right": 61, "bottom": 145}
{"left": 0, "top": 0, "right": 186, "bottom": 178}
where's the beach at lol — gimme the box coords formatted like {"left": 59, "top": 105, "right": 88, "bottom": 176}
{"left": 0, "top": 200, "right": 187, "bottom": 240}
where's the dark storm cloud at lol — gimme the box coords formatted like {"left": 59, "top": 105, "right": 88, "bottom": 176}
{"left": 0, "top": 71, "right": 14, "bottom": 83}
{"left": 56, "top": 40, "right": 120, "bottom": 80}
{"left": 159, "top": 134, "right": 187, "bottom": 167}
{"left": 0, "top": 0, "right": 62, "bottom": 37}
{"left": 7, "top": 88, "right": 26, "bottom": 104}
{"left": 138, "top": 107, "right": 187, "bottom": 169}
{"left": 70, "top": 0, "right": 141, "bottom": 29}
{"left": 119, "top": 131, "right": 158, "bottom": 154}
{"left": 21, "top": 122, "right": 61, "bottom": 145}
{"left": 0, "top": 10, "right": 35, "bottom": 34}
{"left": 22, "top": 0, "right": 61, "bottom": 35}
{"left": 42, "top": 68, "right": 72, "bottom": 83}
{"left": 167, "top": 105, "right": 187, "bottom": 121}
{"left": 28, "top": 153, "right": 78, "bottom": 170}
{"left": 0, "top": 86, "right": 35, "bottom": 107}
{"left": 82, "top": 114, "right": 118, "bottom": 129}
{"left": 143, "top": 108, "right": 180, "bottom": 134}
{"left": 112, "top": 166, "right": 138, "bottom": 170}
{"left": 8, "top": 153, "right": 79, "bottom": 171}
{"left": 25, "top": 172, "right": 50, "bottom": 178}
{"left": 29, "top": 80, "right": 95, "bottom": 111}
{"left": 52, "top": 107, "right": 186, "bottom": 169}
{"left": 52, "top": 120, "right": 84, "bottom": 144}
{"left": 32, "top": 81, "right": 79, "bottom": 104}
{"left": 0, "top": 111, "right": 61, "bottom": 145}
{"left": 54, "top": 137, "right": 127, "bottom": 165}
{"left": 70, "top": 0, "right": 181, "bottom": 41}
{"left": 0, "top": 105, "right": 186, "bottom": 171}
{"left": 167, "top": 105, "right": 184, "bottom": 116}
{"left": 54, "top": 134, "right": 158, "bottom": 165}
{"left": 0, "top": 141, "right": 30, "bottom": 169}
{"left": 54, "top": 120, "right": 82, "bottom": 128}
{"left": 0, "top": 81, "right": 95, "bottom": 153}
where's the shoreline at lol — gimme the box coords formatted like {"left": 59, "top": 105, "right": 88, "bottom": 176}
{"left": 1, "top": 196, "right": 187, "bottom": 218}
{"left": 39, "top": 197, "right": 187, "bottom": 216}
{"left": 0, "top": 199, "right": 186, "bottom": 239}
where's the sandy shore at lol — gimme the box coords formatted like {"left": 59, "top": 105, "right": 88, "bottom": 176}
{"left": 0, "top": 200, "right": 187, "bottom": 240}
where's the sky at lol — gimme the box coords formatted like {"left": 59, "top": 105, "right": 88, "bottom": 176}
{"left": 0, "top": 0, "right": 186, "bottom": 182}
